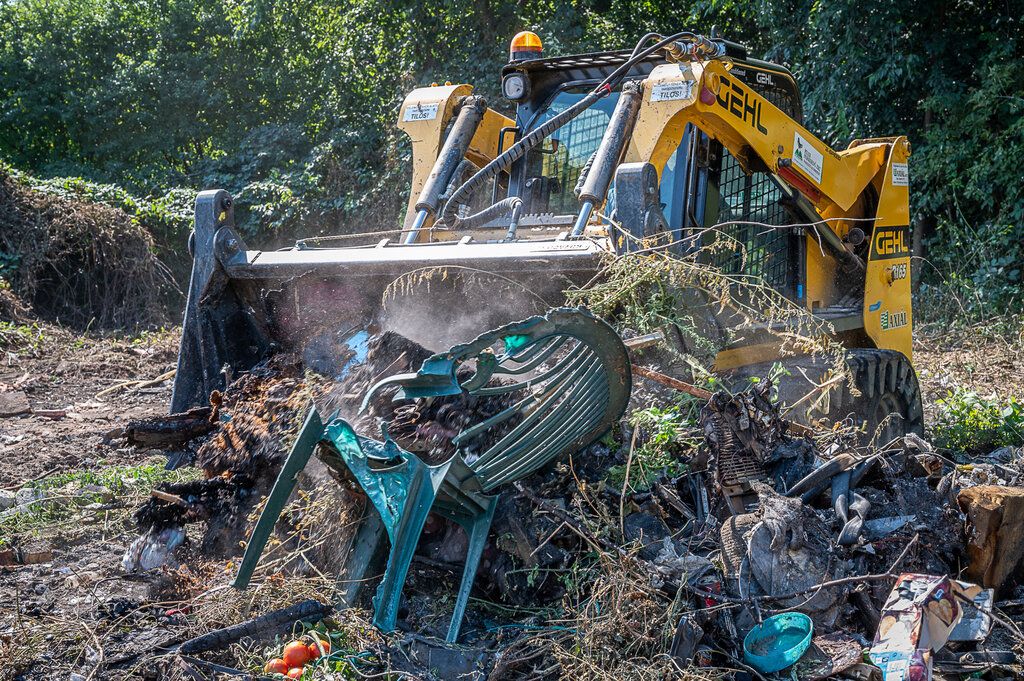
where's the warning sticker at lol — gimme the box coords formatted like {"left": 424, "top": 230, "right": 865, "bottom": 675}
{"left": 892, "top": 162, "right": 909, "bottom": 187}
{"left": 650, "top": 81, "right": 694, "bottom": 103}
{"left": 403, "top": 102, "right": 440, "bottom": 122}
{"left": 792, "top": 131, "right": 824, "bottom": 184}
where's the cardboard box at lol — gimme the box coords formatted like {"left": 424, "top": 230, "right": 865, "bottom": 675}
{"left": 868, "top": 574, "right": 969, "bottom": 681}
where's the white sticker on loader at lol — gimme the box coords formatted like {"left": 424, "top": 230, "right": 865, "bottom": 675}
{"left": 792, "top": 131, "right": 823, "bottom": 184}
{"left": 650, "top": 80, "right": 694, "bottom": 102}
{"left": 892, "top": 162, "right": 909, "bottom": 186}
{"left": 403, "top": 102, "right": 440, "bottom": 122}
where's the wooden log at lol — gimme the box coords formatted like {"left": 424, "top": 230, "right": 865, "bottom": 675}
{"left": 124, "top": 406, "right": 216, "bottom": 448}
{"left": 958, "top": 485, "right": 1024, "bottom": 589}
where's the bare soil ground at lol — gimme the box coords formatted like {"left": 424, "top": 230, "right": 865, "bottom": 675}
{"left": 0, "top": 326, "right": 178, "bottom": 487}
{"left": 914, "top": 328, "right": 1024, "bottom": 420}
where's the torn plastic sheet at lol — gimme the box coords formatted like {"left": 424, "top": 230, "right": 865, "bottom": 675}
{"left": 864, "top": 515, "right": 916, "bottom": 539}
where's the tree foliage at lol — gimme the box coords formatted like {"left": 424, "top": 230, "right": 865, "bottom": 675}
{"left": 0, "top": 0, "right": 1020, "bottom": 311}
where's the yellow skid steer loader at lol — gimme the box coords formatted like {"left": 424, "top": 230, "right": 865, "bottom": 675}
{"left": 172, "top": 30, "right": 922, "bottom": 441}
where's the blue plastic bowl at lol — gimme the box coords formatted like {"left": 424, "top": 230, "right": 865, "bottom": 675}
{"left": 742, "top": 612, "right": 814, "bottom": 674}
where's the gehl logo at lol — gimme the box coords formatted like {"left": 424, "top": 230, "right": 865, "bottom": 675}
{"left": 715, "top": 76, "right": 768, "bottom": 135}
{"left": 871, "top": 226, "right": 910, "bottom": 260}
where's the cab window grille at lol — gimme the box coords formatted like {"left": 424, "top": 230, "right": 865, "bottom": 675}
{"left": 529, "top": 107, "right": 610, "bottom": 214}
{"left": 708, "top": 151, "right": 795, "bottom": 294}
{"left": 748, "top": 81, "right": 799, "bottom": 121}
{"left": 523, "top": 90, "right": 617, "bottom": 215}
{"left": 735, "top": 66, "right": 803, "bottom": 123}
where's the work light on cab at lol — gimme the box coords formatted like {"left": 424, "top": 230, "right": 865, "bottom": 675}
{"left": 509, "top": 31, "right": 542, "bottom": 61}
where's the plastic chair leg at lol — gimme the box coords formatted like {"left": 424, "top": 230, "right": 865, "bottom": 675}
{"left": 371, "top": 460, "right": 451, "bottom": 633}
{"left": 233, "top": 409, "right": 324, "bottom": 589}
{"left": 446, "top": 495, "right": 498, "bottom": 643}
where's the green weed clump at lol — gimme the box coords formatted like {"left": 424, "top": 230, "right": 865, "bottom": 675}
{"left": 0, "top": 319, "right": 44, "bottom": 353}
{"left": 932, "top": 388, "right": 1024, "bottom": 455}
{"left": 609, "top": 403, "right": 703, "bottom": 491}
{"left": 0, "top": 460, "right": 200, "bottom": 544}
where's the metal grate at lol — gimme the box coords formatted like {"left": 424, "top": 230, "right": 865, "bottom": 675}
{"left": 748, "top": 80, "right": 800, "bottom": 122}
{"left": 709, "top": 151, "right": 794, "bottom": 293}
{"left": 529, "top": 105, "right": 612, "bottom": 214}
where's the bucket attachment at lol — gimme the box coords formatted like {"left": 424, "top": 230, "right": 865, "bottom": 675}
{"left": 171, "top": 191, "right": 613, "bottom": 413}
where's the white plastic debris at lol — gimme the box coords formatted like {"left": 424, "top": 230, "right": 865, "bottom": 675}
{"left": 121, "top": 526, "right": 186, "bottom": 572}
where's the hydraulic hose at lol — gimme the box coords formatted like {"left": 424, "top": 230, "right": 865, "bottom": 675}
{"left": 440, "top": 31, "right": 709, "bottom": 230}
{"left": 451, "top": 196, "right": 523, "bottom": 230}
{"left": 439, "top": 159, "right": 480, "bottom": 203}
{"left": 573, "top": 151, "right": 598, "bottom": 198}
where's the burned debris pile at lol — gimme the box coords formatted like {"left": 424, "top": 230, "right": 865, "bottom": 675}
{"left": 124, "top": 354, "right": 323, "bottom": 569}
{"left": 112, "top": 326, "right": 1024, "bottom": 680}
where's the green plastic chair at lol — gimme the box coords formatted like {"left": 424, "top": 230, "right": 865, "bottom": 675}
{"left": 233, "top": 307, "right": 631, "bottom": 642}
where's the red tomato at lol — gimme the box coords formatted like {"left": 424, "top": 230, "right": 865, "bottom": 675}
{"left": 286, "top": 667, "right": 304, "bottom": 679}
{"left": 307, "top": 635, "right": 331, "bottom": 659}
{"left": 264, "top": 658, "right": 288, "bottom": 675}
{"left": 282, "top": 640, "right": 311, "bottom": 668}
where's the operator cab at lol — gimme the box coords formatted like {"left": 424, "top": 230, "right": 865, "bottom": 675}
{"left": 497, "top": 38, "right": 812, "bottom": 304}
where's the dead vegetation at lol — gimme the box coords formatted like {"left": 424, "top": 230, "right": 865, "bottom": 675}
{"left": 0, "top": 170, "right": 176, "bottom": 330}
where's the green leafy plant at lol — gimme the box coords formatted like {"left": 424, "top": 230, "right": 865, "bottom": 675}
{"left": 0, "top": 250, "right": 19, "bottom": 278}
{"left": 932, "top": 388, "right": 1024, "bottom": 455}
{"left": 0, "top": 460, "right": 200, "bottom": 542}
{"left": 609, "top": 404, "right": 701, "bottom": 490}
{"left": 0, "top": 320, "right": 45, "bottom": 353}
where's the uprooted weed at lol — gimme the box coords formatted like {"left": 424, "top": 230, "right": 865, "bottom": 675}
{"left": 566, "top": 229, "right": 854, "bottom": 421}
{"left": 551, "top": 555, "right": 691, "bottom": 679}
{"left": 481, "top": 481, "right": 733, "bottom": 681}
{"left": 0, "top": 169, "right": 176, "bottom": 330}
{"left": 0, "top": 458, "right": 200, "bottom": 548}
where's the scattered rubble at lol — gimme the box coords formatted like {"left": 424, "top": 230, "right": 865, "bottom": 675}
{"left": 3, "top": 322, "right": 1024, "bottom": 680}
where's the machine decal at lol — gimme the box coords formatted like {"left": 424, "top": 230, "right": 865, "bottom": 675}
{"left": 715, "top": 76, "right": 768, "bottom": 134}
{"left": 651, "top": 80, "right": 695, "bottom": 102}
{"left": 403, "top": 102, "right": 440, "bottom": 122}
{"left": 792, "top": 132, "right": 823, "bottom": 183}
{"left": 755, "top": 71, "right": 774, "bottom": 85}
{"left": 871, "top": 226, "right": 910, "bottom": 260}
{"left": 886, "top": 262, "right": 908, "bottom": 283}
{"left": 869, "top": 300, "right": 881, "bottom": 312}
{"left": 892, "top": 162, "right": 909, "bottom": 187}
{"left": 880, "top": 309, "right": 908, "bottom": 331}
